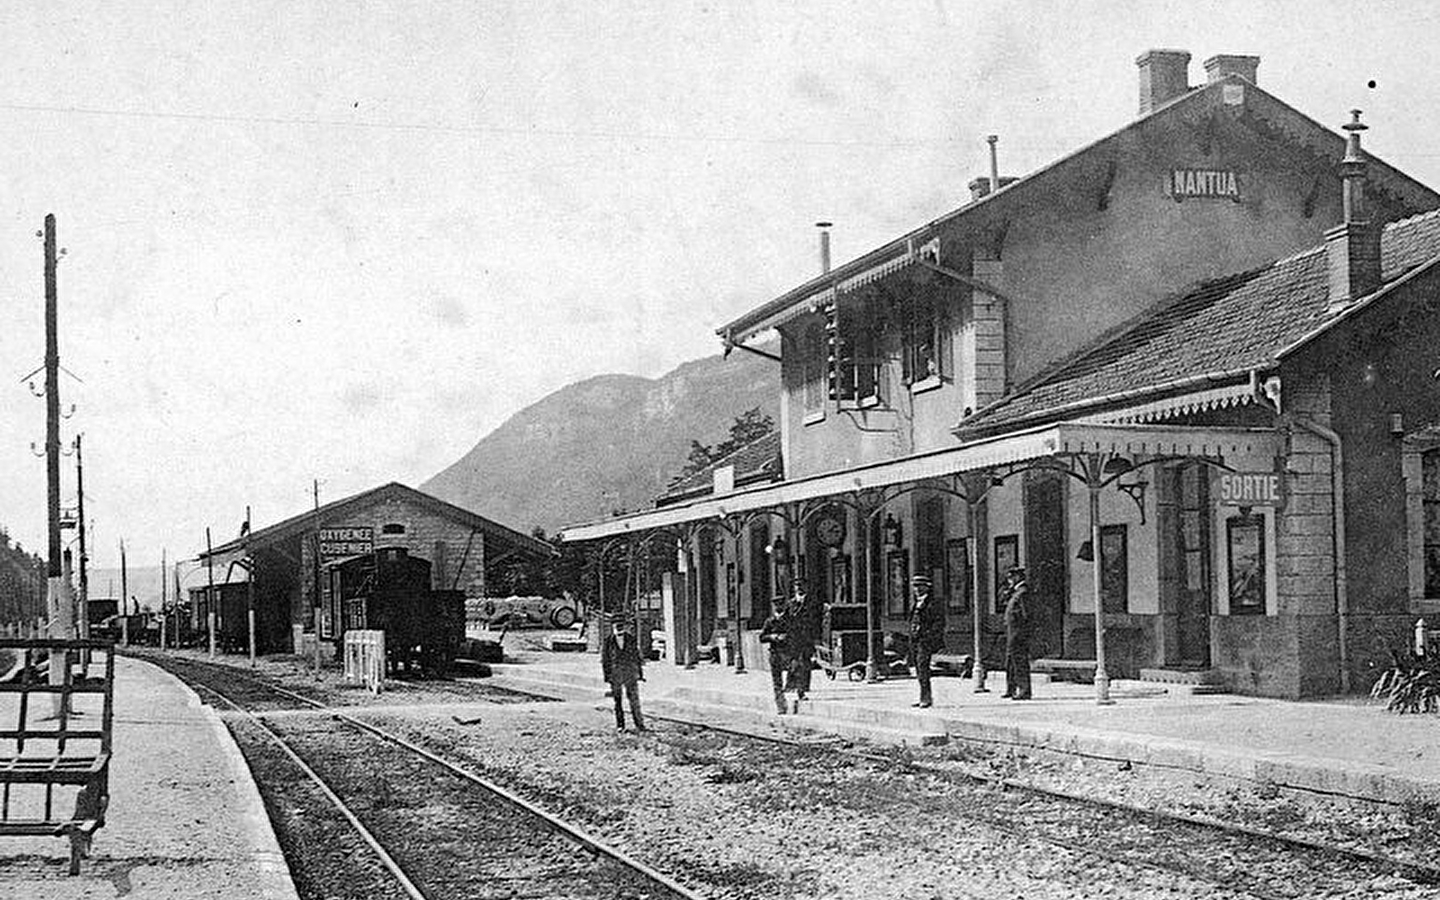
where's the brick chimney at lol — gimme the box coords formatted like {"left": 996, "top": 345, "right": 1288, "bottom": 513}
{"left": 1326, "top": 110, "right": 1382, "bottom": 311}
{"left": 1136, "top": 49, "right": 1191, "bottom": 115}
{"left": 1203, "top": 54, "right": 1259, "bottom": 85}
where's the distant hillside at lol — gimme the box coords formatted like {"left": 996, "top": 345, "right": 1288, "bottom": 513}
{"left": 422, "top": 349, "right": 779, "bottom": 535}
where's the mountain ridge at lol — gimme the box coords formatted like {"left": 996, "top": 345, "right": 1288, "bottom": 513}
{"left": 422, "top": 349, "right": 778, "bottom": 535}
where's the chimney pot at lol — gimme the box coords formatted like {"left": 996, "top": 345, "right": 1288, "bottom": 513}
{"left": 816, "top": 221, "right": 833, "bottom": 275}
{"left": 1203, "top": 54, "right": 1260, "bottom": 86}
{"left": 1136, "top": 49, "right": 1191, "bottom": 115}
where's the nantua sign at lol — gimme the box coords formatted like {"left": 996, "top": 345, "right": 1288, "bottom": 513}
{"left": 319, "top": 526, "right": 374, "bottom": 559}
{"left": 1212, "top": 469, "right": 1286, "bottom": 509}
{"left": 1171, "top": 169, "right": 1241, "bottom": 202}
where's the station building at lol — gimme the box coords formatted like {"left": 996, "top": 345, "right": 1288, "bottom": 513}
{"left": 196, "top": 482, "right": 552, "bottom": 656}
{"left": 560, "top": 50, "right": 1440, "bottom": 699}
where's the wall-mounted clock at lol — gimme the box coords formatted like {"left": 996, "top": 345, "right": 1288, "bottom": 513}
{"left": 815, "top": 513, "right": 847, "bottom": 548}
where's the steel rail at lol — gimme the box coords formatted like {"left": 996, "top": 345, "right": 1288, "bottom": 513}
{"left": 640, "top": 710, "right": 1440, "bottom": 890}
{"left": 169, "top": 659, "right": 705, "bottom": 900}
{"left": 159, "top": 655, "right": 1440, "bottom": 893}
{"left": 189, "top": 680, "right": 429, "bottom": 900}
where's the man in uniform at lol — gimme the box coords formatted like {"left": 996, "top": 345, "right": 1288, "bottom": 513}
{"left": 908, "top": 574, "right": 946, "bottom": 708}
{"left": 1002, "top": 566, "right": 1032, "bottom": 700}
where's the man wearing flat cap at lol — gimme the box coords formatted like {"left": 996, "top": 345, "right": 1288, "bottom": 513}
{"left": 908, "top": 573, "right": 946, "bottom": 708}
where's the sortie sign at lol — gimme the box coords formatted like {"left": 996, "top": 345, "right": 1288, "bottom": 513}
{"left": 318, "top": 526, "right": 374, "bottom": 559}
{"left": 1212, "top": 470, "right": 1286, "bottom": 509}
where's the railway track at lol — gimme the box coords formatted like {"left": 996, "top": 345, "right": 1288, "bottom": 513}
{"left": 149, "top": 654, "right": 1440, "bottom": 899}
{"left": 150, "top": 655, "right": 702, "bottom": 900}
{"left": 638, "top": 711, "right": 1440, "bottom": 900}
{"left": 633, "top": 708, "right": 1440, "bottom": 899}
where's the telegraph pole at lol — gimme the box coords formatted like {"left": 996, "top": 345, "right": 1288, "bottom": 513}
{"left": 43, "top": 214, "right": 64, "bottom": 626}
{"left": 245, "top": 506, "right": 256, "bottom": 666}
{"left": 74, "top": 434, "right": 89, "bottom": 640}
{"left": 120, "top": 539, "right": 129, "bottom": 646}
{"left": 160, "top": 548, "right": 167, "bottom": 651}
{"left": 205, "top": 528, "right": 217, "bottom": 657}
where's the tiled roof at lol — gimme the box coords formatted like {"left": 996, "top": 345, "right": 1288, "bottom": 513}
{"left": 202, "top": 482, "right": 553, "bottom": 559}
{"left": 958, "top": 209, "right": 1440, "bottom": 437}
{"left": 658, "top": 430, "right": 782, "bottom": 504}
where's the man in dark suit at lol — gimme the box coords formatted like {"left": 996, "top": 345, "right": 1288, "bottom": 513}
{"left": 1002, "top": 566, "right": 1033, "bottom": 700}
{"left": 601, "top": 617, "right": 646, "bottom": 731}
{"left": 758, "top": 601, "right": 791, "bottom": 714}
{"left": 908, "top": 574, "right": 946, "bottom": 708}
{"left": 787, "top": 582, "right": 822, "bottom": 701}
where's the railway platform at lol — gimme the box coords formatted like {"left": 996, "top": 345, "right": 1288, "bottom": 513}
{"left": 488, "top": 646, "right": 1440, "bottom": 808}
{"left": 0, "top": 655, "right": 297, "bottom": 900}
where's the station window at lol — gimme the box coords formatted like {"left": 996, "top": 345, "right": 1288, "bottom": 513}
{"left": 1100, "top": 524, "right": 1129, "bottom": 613}
{"left": 901, "top": 283, "right": 951, "bottom": 389}
{"left": 380, "top": 523, "right": 406, "bottom": 536}
{"left": 1400, "top": 431, "right": 1440, "bottom": 607}
{"left": 1424, "top": 450, "right": 1440, "bottom": 597}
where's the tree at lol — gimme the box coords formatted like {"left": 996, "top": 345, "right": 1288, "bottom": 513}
{"left": 671, "top": 407, "right": 775, "bottom": 484}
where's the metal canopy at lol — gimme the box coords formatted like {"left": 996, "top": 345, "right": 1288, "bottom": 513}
{"left": 559, "top": 421, "right": 1280, "bottom": 542}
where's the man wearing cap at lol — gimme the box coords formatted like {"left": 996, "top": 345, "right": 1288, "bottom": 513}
{"left": 601, "top": 617, "right": 646, "bottom": 731}
{"left": 1002, "top": 567, "right": 1032, "bottom": 700}
{"left": 908, "top": 573, "right": 946, "bottom": 708}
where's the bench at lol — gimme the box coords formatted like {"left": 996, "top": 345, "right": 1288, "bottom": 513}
{"left": 930, "top": 653, "right": 974, "bottom": 678}
{"left": 1031, "top": 657, "right": 1098, "bottom": 684}
{"left": 0, "top": 639, "right": 115, "bottom": 874}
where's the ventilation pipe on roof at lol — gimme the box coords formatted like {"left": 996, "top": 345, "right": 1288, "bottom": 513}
{"left": 817, "top": 221, "right": 833, "bottom": 275}
{"left": 987, "top": 134, "right": 1000, "bottom": 192}
{"left": 1326, "top": 110, "right": 1382, "bottom": 311}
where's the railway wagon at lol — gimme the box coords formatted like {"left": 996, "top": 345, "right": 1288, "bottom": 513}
{"left": 329, "top": 548, "right": 464, "bottom": 677}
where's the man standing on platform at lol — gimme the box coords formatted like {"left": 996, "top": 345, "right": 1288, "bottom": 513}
{"left": 787, "top": 582, "right": 821, "bottom": 702}
{"left": 601, "top": 617, "right": 646, "bottom": 731}
{"left": 758, "top": 600, "right": 791, "bottom": 714}
{"left": 1002, "top": 566, "right": 1032, "bottom": 700}
{"left": 909, "top": 574, "right": 945, "bottom": 708}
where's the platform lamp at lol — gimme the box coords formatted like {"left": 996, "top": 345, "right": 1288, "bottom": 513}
{"left": 882, "top": 514, "right": 903, "bottom": 549}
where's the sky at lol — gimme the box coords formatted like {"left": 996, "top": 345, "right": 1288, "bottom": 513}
{"left": 4, "top": 0, "right": 1440, "bottom": 572}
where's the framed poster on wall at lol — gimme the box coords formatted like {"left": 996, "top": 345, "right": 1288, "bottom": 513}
{"left": 1227, "top": 513, "right": 1266, "bottom": 615}
{"left": 886, "top": 551, "right": 910, "bottom": 616}
{"left": 945, "top": 539, "right": 970, "bottom": 613}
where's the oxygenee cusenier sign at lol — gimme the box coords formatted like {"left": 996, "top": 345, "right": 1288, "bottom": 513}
{"left": 1212, "top": 468, "right": 1286, "bottom": 509}
{"left": 319, "top": 526, "right": 374, "bottom": 559}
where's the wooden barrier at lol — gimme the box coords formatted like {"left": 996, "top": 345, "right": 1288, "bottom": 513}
{"left": 0, "top": 638, "right": 115, "bottom": 874}
{"left": 343, "top": 630, "right": 385, "bottom": 694}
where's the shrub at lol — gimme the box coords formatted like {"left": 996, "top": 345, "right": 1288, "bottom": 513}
{"left": 1370, "top": 648, "right": 1440, "bottom": 715}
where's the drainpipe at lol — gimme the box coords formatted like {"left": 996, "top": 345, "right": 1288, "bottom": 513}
{"left": 1251, "top": 371, "right": 1350, "bottom": 693}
